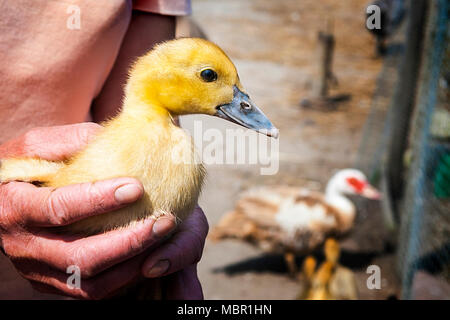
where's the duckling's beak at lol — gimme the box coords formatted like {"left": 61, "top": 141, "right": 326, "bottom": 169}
{"left": 215, "top": 86, "right": 279, "bottom": 138}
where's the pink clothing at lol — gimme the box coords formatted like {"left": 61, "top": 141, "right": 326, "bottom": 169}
{"left": 0, "top": 0, "right": 189, "bottom": 299}
{"left": 0, "top": 0, "right": 189, "bottom": 143}
{"left": 134, "top": 0, "right": 191, "bottom": 15}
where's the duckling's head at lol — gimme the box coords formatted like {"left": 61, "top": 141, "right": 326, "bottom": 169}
{"left": 125, "top": 38, "right": 278, "bottom": 138}
{"left": 302, "top": 256, "right": 317, "bottom": 280}
{"left": 324, "top": 238, "right": 340, "bottom": 266}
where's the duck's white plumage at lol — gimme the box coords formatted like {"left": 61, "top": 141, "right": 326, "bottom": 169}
{"left": 210, "top": 185, "right": 352, "bottom": 254}
{"left": 210, "top": 169, "right": 381, "bottom": 254}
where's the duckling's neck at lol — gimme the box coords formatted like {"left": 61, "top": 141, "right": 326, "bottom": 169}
{"left": 120, "top": 94, "right": 174, "bottom": 126}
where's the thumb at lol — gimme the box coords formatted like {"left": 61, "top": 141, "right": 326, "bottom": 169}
{"left": 1, "top": 178, "right": 144, "bottom": 227}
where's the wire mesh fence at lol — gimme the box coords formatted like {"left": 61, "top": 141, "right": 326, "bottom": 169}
{"left": 398, "top": 0, "right": 449, "bottom": 299}
{"left": 356, "top": 0, "right": 449, "bottom": 298}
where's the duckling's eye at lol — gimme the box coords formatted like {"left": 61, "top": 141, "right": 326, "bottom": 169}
{"left": 200, "top": 69, "right": 218, "bottom": 82}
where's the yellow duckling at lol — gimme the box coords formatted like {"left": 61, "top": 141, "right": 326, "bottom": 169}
{"left": 296, "top": 256, "right": 317, "bottom": 299}
{"left": 324, "top": 237, "right": 340, "bottom": 267}
{"left": 326, "top": 239, "right": 358, "bottom": 300}
{"left": 300, "top": 239, "right": 337, "bottom": 300}
{"left": 0, "top": 38, "right": 278, "bottom": 235}
{"left": 307, "top": 260, "right": 334, "bottom": 300}
{"left": 323, "top": 238, "right": 358, "bottom": 300}
{"left": 302, "top": 238, "right": 358, "bottom": 300}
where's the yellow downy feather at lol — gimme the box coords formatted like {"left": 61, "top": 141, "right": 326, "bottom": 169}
{"left": 0, "top": 38, "right": 250, "bottom": 235}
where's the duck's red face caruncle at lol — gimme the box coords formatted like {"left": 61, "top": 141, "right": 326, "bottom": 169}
{"left": 345, "top": 177, "right": 381, "bottom": 200}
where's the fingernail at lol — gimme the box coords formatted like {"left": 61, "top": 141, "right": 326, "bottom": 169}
{"left": 114, "top": 184, "right": 142, "bottom": 204}
{"left": 152, "top": 217, "right": 175, "bottom": 237}
{"left": 145, "top": 260, "right": 170, "bottom": 278}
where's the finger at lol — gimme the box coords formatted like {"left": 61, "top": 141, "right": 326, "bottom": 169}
{"left": 142, "top": 206, "right": 208, "bottom": 278}
{"left": 16, "top": 253, "right": 150, "bottom": 300}
{"left": 1, "top": 178, "right": 143, "bottom": 227}
{"left": 29, "top": 280, "right": 67, "bottom": 297}
{"left": 0, "top": 123, "right": 101, "bottom": 160}
{"left": 163, "top": 265, "right": 203, "bottom": 300}
{"left": 5, "top": 215, "right": 176, "bottom": 278}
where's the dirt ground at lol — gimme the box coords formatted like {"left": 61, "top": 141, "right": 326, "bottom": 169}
{"left": 185, "top": 0, "right": 401, "bottom": 299}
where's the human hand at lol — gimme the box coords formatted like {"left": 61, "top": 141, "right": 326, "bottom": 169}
{"left": 142, "top": 205, "right": 209, "bottom": 300}
{"left": 0, "top": 123, "right": 179, "bottom": 299}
